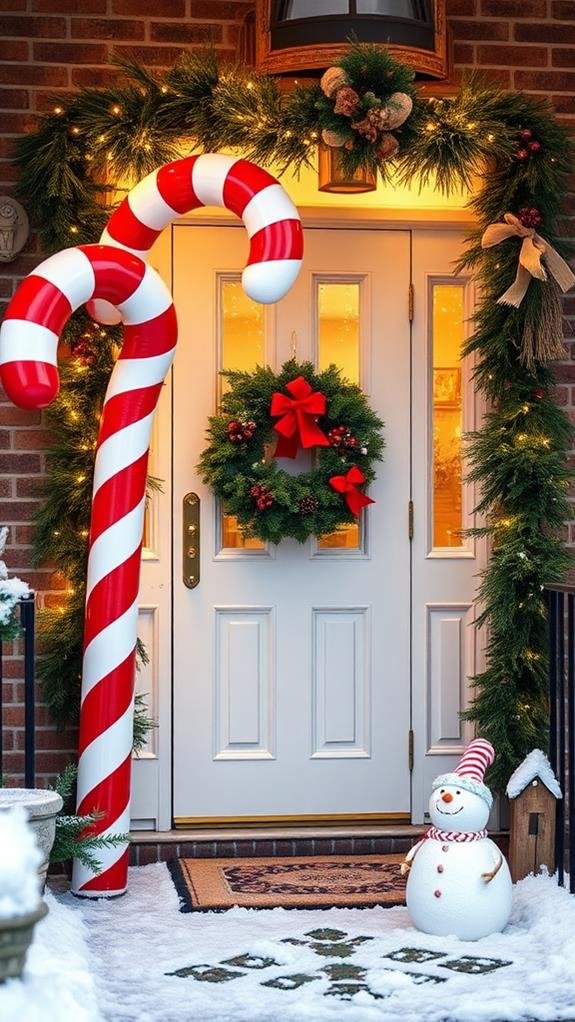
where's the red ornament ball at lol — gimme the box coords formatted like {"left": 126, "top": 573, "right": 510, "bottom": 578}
{"left": 517, "top": 206, "right": 542, "bottom": 229}
{"left": 227, "top": 419, "right": 256, "bottom": 443}
{"left": 528, "top": 140, "right": 541, "bottom": 154}
{"left": 533, "top": 388, "right": 544, "bottom": 400}
{"left": 516, "top": 147, "right": 529, "bottom": 161}
{"left": 328, "top": 424, "right": 358, "bottom": 450}
{"left": 518, "top": 128, "right": 533, "bottom": 141}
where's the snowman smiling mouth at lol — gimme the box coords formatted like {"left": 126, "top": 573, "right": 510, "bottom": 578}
{"left": 435, "top": 801, "right": 464, "bottom": 815}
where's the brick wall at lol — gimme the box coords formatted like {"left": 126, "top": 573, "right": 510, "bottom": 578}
{"left": 0, "top": 0, "right": 574, "bottom": 788}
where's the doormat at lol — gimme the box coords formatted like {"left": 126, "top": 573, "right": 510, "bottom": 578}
{"left": 167, "top": 854, "right": 406, "bottom": 912}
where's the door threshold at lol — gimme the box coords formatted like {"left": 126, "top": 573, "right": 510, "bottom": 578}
{"left": 131, "top": 824, "right": 426, "bottom": 844}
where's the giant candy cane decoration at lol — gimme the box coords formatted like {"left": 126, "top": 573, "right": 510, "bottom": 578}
{"left": 0, "top": 156, "right": 302, "bottom": 897}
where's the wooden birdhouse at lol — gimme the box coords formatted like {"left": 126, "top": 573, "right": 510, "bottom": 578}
{"left": 506, "top": 750, "right": 562, "bottom": 883}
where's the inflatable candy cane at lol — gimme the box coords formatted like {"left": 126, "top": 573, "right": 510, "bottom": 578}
{"left": 88, "top": 153, "right": 303, "bottom": 324}
{"left": 0, "top": 157, "right": 302, "bottom": 897}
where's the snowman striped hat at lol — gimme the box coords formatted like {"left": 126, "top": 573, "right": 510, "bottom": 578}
{"left": 431, "top": 738, "right": 495, "bottom": 809}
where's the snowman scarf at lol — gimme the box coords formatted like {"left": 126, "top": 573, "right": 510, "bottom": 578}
{"left": 426, "top": 827, "right": 488, "bottom": 842}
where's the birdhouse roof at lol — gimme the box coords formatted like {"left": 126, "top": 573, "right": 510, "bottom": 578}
{"left": 506, "top": 749, "right": 562, "bottom": 800}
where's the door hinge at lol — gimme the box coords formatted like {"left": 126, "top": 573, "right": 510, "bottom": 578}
{"left": 408, "top": 282, "right": 414, "bottom": 322}
{"left": 408, "top": 499, "right": 414, "bottom": 540}
{"left": 408, "top": 729, "right": 414, "bottom": 772}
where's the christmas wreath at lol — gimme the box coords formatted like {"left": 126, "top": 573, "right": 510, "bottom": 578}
{"left": 198, "top": 360, "right": 384, "bottom": 544}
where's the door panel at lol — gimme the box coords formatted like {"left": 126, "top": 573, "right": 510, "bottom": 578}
{"left": 171, "top": 225, "right": 412, "bottom": 822}
{"left": 410, "top": 230, "right": 484, "bottom": 823}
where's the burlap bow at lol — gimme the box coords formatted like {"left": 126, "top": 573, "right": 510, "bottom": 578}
{"left": 481, "top": 213, "right": 575, "bottom": 307}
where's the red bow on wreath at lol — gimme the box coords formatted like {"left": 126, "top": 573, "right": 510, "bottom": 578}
{"left": 270, "top": 376, "right": 330, "bottom": 459}
{"left": 329, "top": 466, "right": 375, "bottom": 517}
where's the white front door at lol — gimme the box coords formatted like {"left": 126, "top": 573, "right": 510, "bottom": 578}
{"left": 171, "top": 224, "right": 412, "bottom": 824}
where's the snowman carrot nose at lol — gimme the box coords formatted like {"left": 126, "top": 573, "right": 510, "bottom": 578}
{"left": 441, "top": 792, "right": 454, "bottom": 803}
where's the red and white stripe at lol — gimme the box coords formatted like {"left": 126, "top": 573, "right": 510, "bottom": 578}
{"left": 454, "top": 738, "right": 495, "bottom": 783}
{"left": 0, "top": 244, "right": 177, "bottom": 897}
{"left": 89, "top": 153, "right": 303, "bottom": 325}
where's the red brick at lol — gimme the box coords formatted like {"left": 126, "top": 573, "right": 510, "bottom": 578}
{"left": 450, "top": 19, "right": 509, "bottom": 40}
{"left": 456, "top": 66, "right": 511, "bottom": 87}
{"left": 2, "top": 706, "right": 25, "bottom": 727}
{"left": 112, "top": 44, "right": 189, "bottom": 65}
{"left": 13, "top": 429, "right": 53, "bottom": 450}
{"left": 0, "top": 430, "right": 10, "bottom": 449}
{"left": 0, "top": 162, "right": 19, "bottom": 183}
{"left": 33, "top": 0, "right": 106, "bottom": 10}
{"left": 0, "top": 501, "right": 44, "bottom": 521}
{"left": 33, "top": 42, "right": 109, "bottom": 63}
{"left": 0, "top": 88, "right": 29, "bottom": 109}
{"left": 1, "top": 112, "right": 40, "bottom": 134}
{"left": 0, "top": 65, "right": 69, "bottom": 86}
{"left": 184, "top": 1, "right": 252, "bottom": 16}
{"left": 516, "top": 23, "right": 575, "bottom": 43}
{"left": 553, "top": 0, "right": 575, "bottom": 15}
{"left": 453, "top": 42, "right": 474, "bottom": 63}
{"left": 478, "top": 44, "right": 548, "bottom": 66}
{"left": 0, "top": 40, "right": 29, "bottom": 61}
{"left": 2, "top": 15, "right": 67, "bottom": 37}
{"left": 515, "top": 70, "right": 575, "bottom": 90}
{"left": 0, "top": 406, "right": 42, "bottom": 426}
{"left": 1, "top": 752, "right": 25, "bottom": 772}
{"left": 0, "top": 279, "right": 14, "bottom": 296}
{"left": 0, "top": 453, "right": 42, "bottom": 473}
{"left": 552, "top": 49, "right": 575, "bottom": 69}
{"left": 14, "top": 525, "right": 34, "bottom": 545}
{"left": 15, "top": 477, "right": 43, "bottom": 497}
{"left": 0, "top": 0, "right": 26, "bottom": 8}
{"left": 71, "top": 67, "right": 126, "bottom": 88}
{"left": 0, "top": 478, "right": 13, "bottom": 497}
{"left": 446, "top": 0, "right": 477, "bottom": 10}
{"left": 150, "top": 22, "right": 222, "bottom": 43}
{"left": 552, "top": 94, "right": 575, "bottom": 112}
{"left": 18, "top": 728, "right": 76, "bottom": 752}
{"left": 70, "top": 17, "right": 145, "bottom": 40}
{"left": 482, "top": 0, "right": 547, "bottom": 12}
{"left": 113, "top": 0, "right": 184, "bottom": 12}
{"left": 35, "top": 752, "right": 75, "bottom": 772}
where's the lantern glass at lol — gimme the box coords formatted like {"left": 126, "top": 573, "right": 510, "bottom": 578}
{"left": 317, "top": 144, "right": 377, "bottom": 194}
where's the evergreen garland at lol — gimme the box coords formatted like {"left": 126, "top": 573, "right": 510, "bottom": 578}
{"left": 50, "top": 763, "right": 126, "bottom": 869}
{"left": 10, "top": 45, "right": 574, "bottom": 793}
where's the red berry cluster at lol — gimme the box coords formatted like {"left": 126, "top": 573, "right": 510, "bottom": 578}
{"left": 250, "top": 483, "right": 274, "bottom": 510}
{"left": 516, "top": 127, "right": 541, "bottom": 162}
{"left": 517, "top": 206, "right": 542, "bottom": 230}
{"left": 226, "top": 419, "right": 256, "bottom": 443}
{"left": 327, "top": 424, "right": 358, "bottom": 450}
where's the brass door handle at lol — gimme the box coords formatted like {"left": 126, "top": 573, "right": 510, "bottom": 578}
{"left": 183, "top": 492, "right": 200, "bottom": 588}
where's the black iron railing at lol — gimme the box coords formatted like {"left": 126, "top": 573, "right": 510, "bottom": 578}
{"left": 0, "top": 593, "right": 36, "bottom": 788}
{"left": 547, "top": 585, "right": 575, "bottom": 893}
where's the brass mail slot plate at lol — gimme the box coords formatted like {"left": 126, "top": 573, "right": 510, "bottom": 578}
{"left": 183, "top": 492, "right": 200, "bottom": 589}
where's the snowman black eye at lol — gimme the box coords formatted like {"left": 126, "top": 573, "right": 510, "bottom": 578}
{"left": 456, "top": 790, "right": 461, "bottom": 794}
{"left": 440, "top": 789, "right": 444, "bottom": 794}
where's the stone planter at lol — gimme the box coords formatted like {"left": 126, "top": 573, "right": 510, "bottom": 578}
{"left": 0, "top": 901, "right": 48, "bottom": 983}
{"left": 0, "top": 790, "right": 63, "bottom": 891}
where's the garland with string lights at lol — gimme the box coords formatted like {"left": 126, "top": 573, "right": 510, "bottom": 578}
{"left": 11, "top": 44, "right": 574, "bottom": 792}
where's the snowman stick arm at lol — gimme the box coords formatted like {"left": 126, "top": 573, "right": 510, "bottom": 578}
{"left": 400, "top": 838, "right": 425, "bottom": 876}
{"left": 481, "top": 852, "right": 503, "bottom": 883}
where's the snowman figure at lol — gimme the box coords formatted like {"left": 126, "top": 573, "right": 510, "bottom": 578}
{"left": 403, "top": 738, "right": 512, "bottom": 941}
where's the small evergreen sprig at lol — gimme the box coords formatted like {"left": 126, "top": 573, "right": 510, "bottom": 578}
{"left": 50, "top": 763, "right": 127, "bottom": 869}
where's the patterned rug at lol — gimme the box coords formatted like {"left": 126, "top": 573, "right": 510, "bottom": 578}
{"left": 168, "top": 854, "right": 406, "bottom": 912}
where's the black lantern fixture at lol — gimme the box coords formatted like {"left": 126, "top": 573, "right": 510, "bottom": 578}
{"left": 256, "top": 1, "right": 448, "bottom": 80}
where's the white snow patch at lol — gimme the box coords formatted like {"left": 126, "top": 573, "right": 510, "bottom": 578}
{"left": 46, "top": 861, "right": 575, "bottom": 1022}
{"left": 0, "top": 807, "right": 41, "bottom": 918}
{"left": 506, "top": 749, "right": 562, "bottom": 800}
{"left": 0, "top": 889, "right": 101, "bottom": 1022}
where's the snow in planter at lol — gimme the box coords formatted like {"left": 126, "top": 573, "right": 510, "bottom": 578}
{"left": 49, "top": 861, "right": 575, "bottom": 1022}
{"left": 0, "top": 807, "right": 41, "bottom": 918}
{"left": 0, "top": 890, "right": 101, "bottom": 1022}
{"left": 0, "top": 526, "right": 30, "bottom": 639}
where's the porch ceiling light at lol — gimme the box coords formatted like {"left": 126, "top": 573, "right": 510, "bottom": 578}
{"left": 256, "top": 1, "right": 449, "bottom": 81}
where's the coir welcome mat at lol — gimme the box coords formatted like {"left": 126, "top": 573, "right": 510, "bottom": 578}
{"left": 168, "top": 854, "right": 407, "bottom": 913}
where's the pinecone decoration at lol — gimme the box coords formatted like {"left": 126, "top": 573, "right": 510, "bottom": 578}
{"left": 321, "top": 128, "right": 348, "bottom": 148}
{"left": 376, "top": 132, "right": 400, "bottom": 163}
{"left": 250, "top": 483, "right": 274, "bottom": 510}
{"left": 226, "top": 419, "right": 256, "bottom": 443}
{"left": 299, "top": 495, "right": 319, "bottom": 516}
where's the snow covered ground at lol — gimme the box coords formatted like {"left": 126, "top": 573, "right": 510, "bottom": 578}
{"left": 3, "top": 862, "right": 575, "bottom": 1022}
